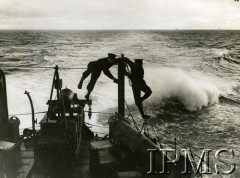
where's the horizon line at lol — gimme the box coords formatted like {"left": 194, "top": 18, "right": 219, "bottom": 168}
{"left": 0, "top": 28, "right": 240, "bottom": 31}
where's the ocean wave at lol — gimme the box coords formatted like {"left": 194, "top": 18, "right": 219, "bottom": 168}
{"left": 208, "top": 53, "right": 240, "bottom": 73}
{"left": 40, "top": 49, "right": 50, "bottom": 55}
{"left": 147, "top": 68, "right": 220, "bottom": 111}
{"left": 0, "top": 39, "right": 13, "bottom": 43}
{"left": 0, "top": 57, "right": 23, "bottom": 62}
{"left": 219, "top": 95, "right": 240, "bottom": 106}
{"left": 0, "top": 67, "right": 31, "bottom": 74}
{"left": 2, "top": 67, "right": 21, "bottom": 72}
{"left": 212, "top": 48, "right": 229, "bottom": 57}
{"left": 147, "top": 96, "right": 208, "bottom": 120}
{"left": 221, "top": 53, "right": 240, "bottom": 65}
{"left": 233, "top": 84, "right": 240, "bottom": 93}
{"left": 211, "top": 49, "right": 240, "bottom": 65}
{"left": 0, "top": 62, "right": 45, "bottom": 74}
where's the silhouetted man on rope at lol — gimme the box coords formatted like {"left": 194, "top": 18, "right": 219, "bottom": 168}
{"left": 78, "top": 53, "right": 118, "bottom": 99}
{"left": 124, "top": 58, "right": 152, "bottom": 119}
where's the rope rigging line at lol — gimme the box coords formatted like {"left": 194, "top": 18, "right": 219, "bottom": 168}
{"left": 9, "top": 109, "right": 117, "bottom": 118}
{"left": 1, "top": 65, "right": 87, "bottom": 70}
{"left": 19, "top": 125, "right": 106, "bottom": 134}
{"left": 143, "top": 106, "right": 164, "bottom": 148}
{"left": 149, "top": 123, "right": 163, "bottom": 148}
{"left": 59, "top": 67, "right": 87, "bottom": 70}
{"left": 59, "top": 68, "right": 79, "bottom": 86}
{"left": 124, "top": 100, "right": 139, "bottom": 130}
{"left": 84, "top": 111, "right": 115, "bottom": 115}
{"left": 9, "top": 111, "right": 47, "bottom": 116}
{"left": 92, "top": 97, "right": 117, "bottom": 114}
{"left": 131, "top": 114, "right": 185, "bottom": 151}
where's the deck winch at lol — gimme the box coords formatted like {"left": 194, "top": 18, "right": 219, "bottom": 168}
{"left": 34, "top": 66, "right": 94, "bottom": 171}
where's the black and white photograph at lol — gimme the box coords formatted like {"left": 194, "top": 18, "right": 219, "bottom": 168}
{"left": 0, "top": 0, "right": 240, "bottom": 177}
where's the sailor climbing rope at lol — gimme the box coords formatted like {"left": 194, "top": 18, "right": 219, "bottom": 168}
{"left": 123, "top": 57, "right": 152, "bottom": 119}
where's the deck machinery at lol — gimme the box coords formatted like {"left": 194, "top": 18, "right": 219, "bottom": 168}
{"left": 34, "top": 66, "right": 93, "bottom": 174}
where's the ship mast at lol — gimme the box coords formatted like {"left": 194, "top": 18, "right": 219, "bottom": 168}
{"left": 118, "top": 54, "right": 125, "bottom": 119}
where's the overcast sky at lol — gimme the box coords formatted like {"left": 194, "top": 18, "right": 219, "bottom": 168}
{"left": 0, "top": 0, "right": 240, "bottom": 29}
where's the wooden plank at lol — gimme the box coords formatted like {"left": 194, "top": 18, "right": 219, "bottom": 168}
{"left": 16, "top": 173, "right": 27, "bottom": 178}
{"left": 98, "top": 150, "right": 116, "bottom": 164}
{"left": 79, "top": 150, "right": 90, "bottom": 157}
{"left": 39, "top": 118, "right": 57, "bottom": 124}
{"left": 0, "top": 141, "right": 16, "bottom": 150}
{"left": 73, "top": 163, "right": 90, "bottom": 178}
{"left": 90, "top": 140, "right": 115, "bottom": 149}
{"left": 16, "top": 151, "right": 34, "bottom": 158}
{"left": 16, "top": 164, "right": 31, "bottom": 173}
{"left": 16, "top": 159, "right": 34, "bottom": 178}
{"left": 37, "top": 137, "right": 68, "bottom": 145}
{"left": 117, "top": 171, "right": 141, "bottom": 178}
{"left": 77, "top": 157, "right": 90, "bottom": 164}
{"left": 20, "top": 144, "right": 34, "bottom": 151}
{"left": 16, "top": 158, "right": 34, "bottom": 165}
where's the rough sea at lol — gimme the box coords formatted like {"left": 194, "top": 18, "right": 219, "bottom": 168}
{"left": 0, "top": 30, "right": 239, "bottom": 177}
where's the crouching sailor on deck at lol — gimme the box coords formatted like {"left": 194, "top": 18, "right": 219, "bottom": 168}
{"left": 78, "top": 53, "right": 118, "bottom": 99}
{"left": 124, "top": 57, "right": 152, "bottom": 119}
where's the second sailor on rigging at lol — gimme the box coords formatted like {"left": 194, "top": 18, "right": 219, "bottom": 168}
{"left": 124, "top": 57, "right": 152, "bottom": 119}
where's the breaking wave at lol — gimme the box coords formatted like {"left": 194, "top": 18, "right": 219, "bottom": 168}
{"left": 220, "top": 53, "right": 240, "bottom": 65}
{"left": 147, "top": 68, "right": 220, "bottom": 111}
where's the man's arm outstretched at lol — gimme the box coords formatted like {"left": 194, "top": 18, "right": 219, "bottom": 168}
{"left": 103, "top": 68, "right": 118, "bottom": 83}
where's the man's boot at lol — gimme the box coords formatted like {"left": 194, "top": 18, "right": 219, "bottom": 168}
{"left": 78, "top": 79, "right": 83, "bottom": 89}
{"left": 137, "top": 104, "right": 151, "bottom": 120}
{"left": 142, "top": 114, "right": 151, "bottom": 120}
{"left": 85, "top": 90, "right": 91, "bottom": 99}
